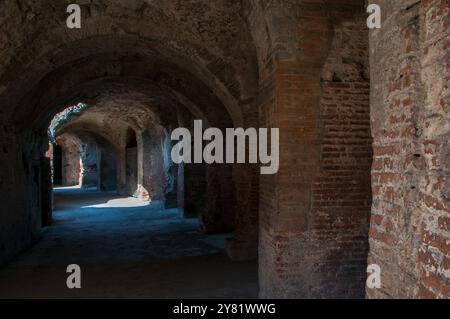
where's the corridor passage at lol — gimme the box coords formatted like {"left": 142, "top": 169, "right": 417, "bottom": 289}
{"left": 0, "top": 188, "right": 258, "bottom": 298}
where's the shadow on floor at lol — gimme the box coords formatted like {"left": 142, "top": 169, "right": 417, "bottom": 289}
{"left": 0, "top": 187, "right": 258, "bottom": 298}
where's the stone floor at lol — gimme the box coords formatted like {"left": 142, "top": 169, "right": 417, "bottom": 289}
{"left": 0, "top": 187, "right": 258, "bottom": 298}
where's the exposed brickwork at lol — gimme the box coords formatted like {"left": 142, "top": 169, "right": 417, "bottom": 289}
{"left": 226, "top": 163, "right": 260, "bottom": 260}
{"left": 0, "top": 122, "right": 34, "bottom": 265}
{"left": 179, "top": 163, "right": 207, "bottom": 218}
{"left": 201, "top": 164, "right": 236, "bottom": 233}
{"left": 0, "top": 0, "right": 263, "bottom": 264}
{"left": 368, "top": 0, "right": 449, "bottom": 299}
{"left": 247, "top": 0, "right": 373, "bottom": 298}
{"left": 306, "top": 18, "right": 372, "bottom": 297}
{"left": 125, "top": 147, "right": 138, "bottom": 196}
{"left": 56, "top": 134, "right": 82, "bottom": 186}
{"left": 175, "top": 113, "right": 236, "bottom": 233}
{"left": 80, "top": 142, "right": 98, "bottom": 188}
{"left": 0, "top": 0, "right": 448, "bottom": 299}
{"left": 309, "top": 82, "right": 372, "bottom": 297}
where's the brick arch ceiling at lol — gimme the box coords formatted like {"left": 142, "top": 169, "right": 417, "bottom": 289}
{"left": 53, "top": 88, "right": 177, "bottom": 150}
{"left": 58, "top": 122, "right": 122, "bottom": 154}
{"left": 48, "top": 80, "right": 178, "bottom": 135}
{"left": 0, "top": 0, "right": 260, "bottom": 128}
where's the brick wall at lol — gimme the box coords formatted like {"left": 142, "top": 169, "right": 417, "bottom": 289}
{"left": 248, "top": 0, "right": 372, "bottom": 298}
{"left": 57, "top": 134, "right": 81, "bottom": 186}
{"left": 0, "top": 125, "right": 44, "bottom": 265}
{"left": 125, "top": 147, "right": 138, "bottom": 196}
{"left": 80, "top": 142, "right": 98, "bottom": 188}
{"left": 180, "top": 163, "right": 207, "bottom": 218}
{"left": 309, "top": 81, "right": 372, "bottom": 297}
{"left": 308, "top": 19, "right": 372, "bottom": 297}
{"left": 368, "top": 0, "right": 449, "bottom": 298}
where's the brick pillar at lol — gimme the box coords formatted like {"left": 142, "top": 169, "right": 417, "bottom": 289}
{"left": 137, "top": 130, "right": 164, "bottom": 202}
{"left": 225, "top": 163, "right": 259, "bottom": 260}
{"left": 58, "top": 135, "right": 81, "bottom": 186}
{"left": 0, "top": 125, "right": 42, "bottom": 265}
{"left": 97, "top": 145, "right": 117, "bottom": 191}
{"left": 40, "top": 156, "right": 53, "bottom": 226}
{"left": 251, "top": 1, "right": 372, "bottom": 298}
{"left": 178, "top": 162, "right": 207, "bottom": 218}
{"left": 259, "top": 62, "right": 324, "bottom": 298}
{"left": 80, "top": 142, "right": 98, "bottom": 188}
{"left": 116, "top": 147, "right": 127, "bottom": 195}
{"left": 200, "top": 163, "right": 235, "bottom": 233}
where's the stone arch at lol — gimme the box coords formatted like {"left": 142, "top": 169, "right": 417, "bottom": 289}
{"left": 243, "top": 0, "right": 373, "bottom": 298}
{"left": 55, "top": 133, "right": 83, "bottom": 187}
{"left": 0, "top": 13, "right": 259, "bottom": 128}
{"left": 57, "top": 124, "right": 120, "bottom": 192}
{"left": 0, "top": 0, "right": 263, "bottom": 265}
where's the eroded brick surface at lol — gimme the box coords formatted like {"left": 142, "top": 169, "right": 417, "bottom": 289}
{"left": 0, "top": 0, "right": 447, "bottom": 299}
{"left": 368, "top": 0, "right": 449, "bottom": 299}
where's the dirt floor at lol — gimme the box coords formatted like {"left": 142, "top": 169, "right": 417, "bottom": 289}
{"left": 0, "top": 187, "right": 258, "bottom": 298}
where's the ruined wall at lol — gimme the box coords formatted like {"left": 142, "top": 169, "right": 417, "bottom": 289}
{"left": 57, "top": 135, "right": 81, "bottom": 186}
{"left": 307, "top": 19, "right": 372, "bottom": 298}
{"left": 80, "top": 142, "right": 98, "bottom": 188}
{"left": 368, "top": 0, "right": 449, "bottom": 298}
{"left": 163, "top": 133, "right": 178, "bottom": 209}
{"left": 98, "top": 146, "right": 117, "bottom": 191}
{"left": 172, "top": 125, "right": 236, "bottom": 235}
{"left": 0, "top": 0, "right": 446, "bottom": 299}
{"left": 178, "top": 163, "right": 207, "bottom": 218}
{"left": 247, "top": 0, "right": 372, "bottom": 298}
{"left": 137, "top": 130, "right": 165, "bottom": 202}
{"left": 40, "top": 156, "right": 53, "bottom": 227}
{"left": 226, "top": 163, "right": 259, "bottom": 260}
{"left": 0, "top": 126, "right": 45, "bottom": 265}
{"left": 174, "top": 111, "right": 235, "bottom": 232}
{"left": 0, "top": 0, "right": 259, "bottom": 267}
{"left": 125, "top": 147, "right": 138, "bottom": 196}
{"left": 201, "top": 164, "right": 236, "bottom": 233}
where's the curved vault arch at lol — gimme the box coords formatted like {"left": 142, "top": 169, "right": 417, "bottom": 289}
{"left": 6, "top": 42, "right": 236, "bottom": 132}
{"left": 0, "top": 1, "right": 259, "bottom": 99}
{"left": 33, "top": 75, "right": 214, "bottom": 134}
{"left": 52, "top": 90, "right": 165, "bottom": 141}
